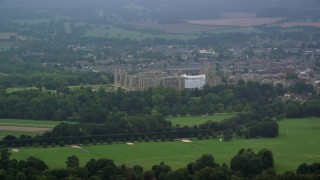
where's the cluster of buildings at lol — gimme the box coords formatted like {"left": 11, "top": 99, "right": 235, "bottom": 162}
{"left": 113, "top": 63, "right": 221, "bottom": 91}
{"left": 61, "top": 43, "right": 320, "bottom": 92}
{"left": 114, "top": 61, "right": 319, "bottom": 92}
{"left": 225, "top": 72, "right": 288, "bottom": 86}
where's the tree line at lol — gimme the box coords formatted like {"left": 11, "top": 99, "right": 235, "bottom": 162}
{"left": 0, "top": 82, "right": 283, "bottom": 121}
{"left": 0, "top": 113, "right": 279, "bottom": 148}
{"left": 0, "top": 81, "right": 319, "bottom": 122}
{"left": 0, "top": 48, "right": 111, "bottom": 89}
{"left": 0, "top": 148, "right": 319, "bottom": 179}
{"left": 2, "top": 81, "right": 320, "bottom": 147}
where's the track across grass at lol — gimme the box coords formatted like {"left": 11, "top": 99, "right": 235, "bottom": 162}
{"left": 167, "top": 113, "right": 235, "bottom": 127}
{"left": 0, "top": 119, "right": 64, "bottom": 128}
{"left": 10, "top": 117, "right": 320, "bottom": 172}
{"left": 0, "top": 119, "right": 73, "bottom": 140}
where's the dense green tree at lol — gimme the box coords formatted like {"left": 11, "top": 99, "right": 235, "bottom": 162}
{"left": 286, "top": 72, "right": 298, "bottom": 80}
{"left": 165, "top": 168, "right": 189, "bottom": 180}
{"left": 23, "top": 156, "right": 48, "bottom": 171}
{"left": 244, "top": 120, "right": 279, "bottom": 138}
{"left": 290, "top": 80, "right": 314, "bottom": 94}
{"left": 85, "top": 158, "right": 116, "bottom": 176}
{"left": 230, "top": 149, "right": 264, "bottom": 177}
{"left": 143, "top": 170, "right": 155, "bottom": 180}
{"left": 195, "top": 167, "right": 230, "bottom": 180}
{"left": 297, "top": 162, "right": 320, "bottom": 175}
{"left": 304, "top": 99, "right": 320, "bottom": 116}
{"left": 101, "top": 165, "right": 118, "bottom": 180}
{"left": 52, "top": 123, "right": 83, "bottom": 137}
{"left": 297, "top": 163, "right": 310, "bottom": 174}
{"left": 0, "top": 169, "right": 7, "bottom": 179}
{"left": 66, "top": 155, "right": 80, "bottom": 168}
{"left": 46, "top": 169, "right": 70, "bottom": 179}
{"left": 192, "top": 154, "right": 218, "bottom": 172}
{"left": 15, "top": 172, "right": 27, "bottom": 180}
{"left": 3, "top": 135, "right": 17, "bottom": 141}
{"left": 223, "top": 133, "right": 233, "bottom": 141}
{"left": 0, "top": 148, "right": 11, "bottom": 162}
{"left": 285, "top": 101, "right": 302, "bottom": 118}
{"left": 258, "top": 149, "right": 274, "bottom": 169}
{"left": 151, "top": 162, "right": 172, "bottom": 179}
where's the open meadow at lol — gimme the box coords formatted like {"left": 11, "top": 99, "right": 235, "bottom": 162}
{"left": 0, "top": 33, "right": 18, "bottom": 40}
{"left": 187, "top": 17, "right": 284, "bottom": 27}
{"left": 167, "top": 113, "right": 235, "bottom": 127}
{"left": 0, "top": 119, "right": 68, "bottom": 139}
{"left": 85, "top": 25, "right": 196, "bottom": 41}
{"left": 130, "top": 22, "right": 233, "bottom": 34}
{"left": 278, "top": 22, "right": 320, "bottom": 28}
{"left": 0, "top": 45, "right": 14, "bottom": 51}
{"left": 12, "top": 19, "right": 49, "bottom": 25}
{"left": 5, "top": 87, "right": 39, "bottom": 93}
{"left": 204, "top": 27, "right": 261, "bottom": 34}
{"left": 220, "top": 12, "right": 256, "bottom": 19}
{"left": 10, "top": 117, "right": 320, "bottom": 172}
{"left": 5, "top": 87, "right": 57, "bottom": 94}
{"left": 68, "top": 84, "right": 114, "bottom": 92}
{"left": 5, "top": 84, "right": 113, "bottom": 94}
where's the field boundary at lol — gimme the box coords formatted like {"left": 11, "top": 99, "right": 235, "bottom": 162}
{"left": 0, "top": 126, "right": 51, "bottom": 132}
{"left": 0, "top": 123, "right": 54, "bottom": 128}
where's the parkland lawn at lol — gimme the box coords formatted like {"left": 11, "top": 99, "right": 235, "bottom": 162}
{"left": 85, "top": 25, "right": 196, "bottom": 41}
{"left": 5, "top": 84, "right": 113, "bottom": 93}
{"left": 0, "top": 119, "right": 72, "bottom": 139}
{"left": 0, "top": 119, "right": 63, "bottom": 127}
{"left": 11, "top": 118, "right": 320, "bottom": 172}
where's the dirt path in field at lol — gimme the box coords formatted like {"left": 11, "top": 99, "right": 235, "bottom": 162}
{"left": 0, "top": 126, "right": 51, "bottom": 132}
{"left": 71, "top": 145, "right": 90, "bottom": 153}
{"left": 0, "top": 123, "right": 53, "bottom": 127}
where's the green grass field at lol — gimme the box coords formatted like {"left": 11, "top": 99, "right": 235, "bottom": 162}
{"left": 12, "top": 19, "right": 49, "bottom": 25}
{"left": 6, "top": 84, "right": 113, "bottom": 93}
{"left": 167, "top": 113, "right": 235, "bottom": 127}
{"left": 64, "top": 22, "right": 72, "bottom": 34}
{"left": 10, "top": 118, "right": 320, "bottom": 172}
{"left": 279, "top": 28, "right": 303, "bottom": 33}
{"left": 0, "top": 119, "right": 73, "bottom": 140}
{"left": 0, "top": 119, "right": 63, "bottom": 127}
{"left": 205, "top": 27, "right": 262, "bottom": 34}
{"left": 68, "top": 84, "right": 114, "bottom": 92}
{"left": 5, "top": 87, "right": 57, "bottom": 94}
{"left": 86, "top": 26, "right": 196, "bottom": 41}
{"left": 5, "top": 87, "right": 38, "bottom": 93}
{"left": 0, "top": 45, "right": 14, "bottom": 51}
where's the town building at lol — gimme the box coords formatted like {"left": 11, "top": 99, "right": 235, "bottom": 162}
{"left": 114, "top": 63, "right": 219, "bottom": 91}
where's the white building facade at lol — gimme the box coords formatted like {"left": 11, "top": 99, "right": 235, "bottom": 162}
{"left": 181, "top": 74, "right": 206, "bottom": 89}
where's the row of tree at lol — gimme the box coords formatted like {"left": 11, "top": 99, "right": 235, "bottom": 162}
{"left": 0, "top": 71, "right": 109, "bottom": 90}
{"left": 0, "top": 82, "right": 286, "bottom": 121}
{"left": 0, "top": 147, "right": 319, "bottom": 179}
{"left": 0, "top": 112, "right": 279, "bottom": 148}
{"left": 0, "top": 81, "right": 319, "bottom": 122}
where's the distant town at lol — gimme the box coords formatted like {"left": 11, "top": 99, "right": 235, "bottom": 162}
{"left": 109, "top": 45, "right": 319, "bottom": 93}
